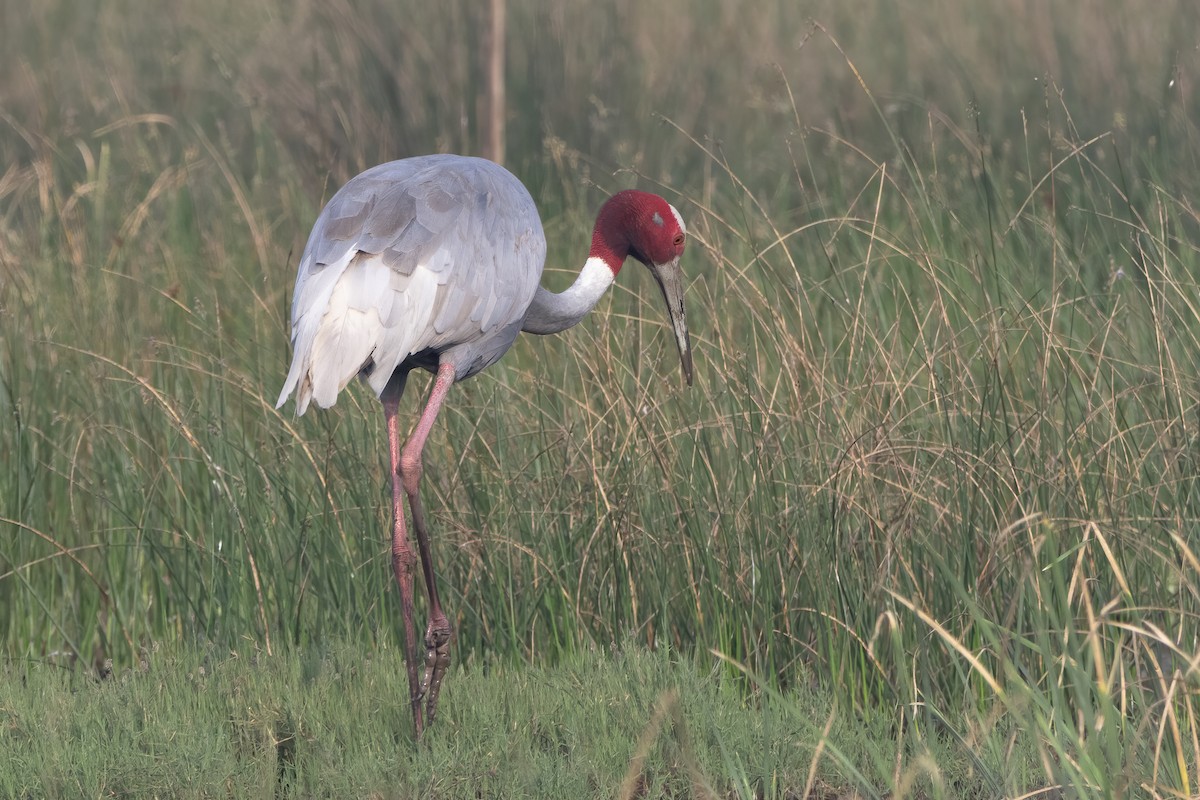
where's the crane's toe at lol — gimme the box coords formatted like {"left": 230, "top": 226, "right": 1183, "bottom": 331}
{"left": 421, "top": 617, "right": 453, "bottom": 726}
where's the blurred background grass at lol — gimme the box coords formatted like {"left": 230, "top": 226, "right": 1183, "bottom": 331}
{"left": 4, "top": 0, "right": 1200, "bottom": 794}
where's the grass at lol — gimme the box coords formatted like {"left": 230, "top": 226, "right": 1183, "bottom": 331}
{"left": 4, "top": 638, "right": 1033, "bottom": 798}
{"left": 4, "top": 0, "right": 1200, "bottom": 796}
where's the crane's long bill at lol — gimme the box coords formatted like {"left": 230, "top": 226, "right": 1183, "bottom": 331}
{"left": 650, "top": 256, "right": 693, "bottom": 387}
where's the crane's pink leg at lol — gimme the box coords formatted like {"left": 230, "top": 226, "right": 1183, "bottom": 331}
{"left": 398, "top": 362, "right": 456, "bottom": 728}
{"left": 381, "top": 371, "right": 425, "bottom": 739}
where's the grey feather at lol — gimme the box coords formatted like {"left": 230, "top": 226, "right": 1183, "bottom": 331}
{"left": 277, "top": 155, "right": 547, "bottom": 414}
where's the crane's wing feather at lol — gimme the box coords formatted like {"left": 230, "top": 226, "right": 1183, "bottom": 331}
{"left": 277, "top": 156, "right": 546, "bottom": 414}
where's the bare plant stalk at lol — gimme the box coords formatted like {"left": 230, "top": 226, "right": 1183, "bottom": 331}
{"left": 485, "top": 0, "right": 506, "bottom": 164}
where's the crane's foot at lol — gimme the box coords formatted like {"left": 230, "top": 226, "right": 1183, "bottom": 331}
{"left": 420, "top": 617, "right": 452, "bottom": 727}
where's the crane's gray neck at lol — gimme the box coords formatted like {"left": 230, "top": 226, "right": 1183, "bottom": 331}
{"left": 521, "top": 257, "right": 615, "bottom": 335}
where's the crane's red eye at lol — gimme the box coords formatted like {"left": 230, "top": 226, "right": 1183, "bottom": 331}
{"left": 673, "top": 233, "right": 685, "bottom": 247}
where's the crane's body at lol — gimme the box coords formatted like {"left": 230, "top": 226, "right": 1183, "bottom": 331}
{"left": 278, "top": 156, "right": 547, "bottom": 413}
{"left": 277, "top": 154, "right": 692, "bottom": 739}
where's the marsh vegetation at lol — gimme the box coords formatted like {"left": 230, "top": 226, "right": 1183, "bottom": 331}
{"left": 3, "top": 0, "right": 1200, "bottom": 795}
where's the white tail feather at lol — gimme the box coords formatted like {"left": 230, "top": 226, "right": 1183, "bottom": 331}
{"left": 277, "top": 251, "right": 442, "bottom": 414}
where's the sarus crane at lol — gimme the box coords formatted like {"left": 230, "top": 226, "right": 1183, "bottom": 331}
{"left": 276, "top": 154, "right": 693, "bottom": 737}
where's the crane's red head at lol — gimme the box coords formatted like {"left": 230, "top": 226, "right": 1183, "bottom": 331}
{"left": 589, "top": 190, "right": 687, "bottom": 274}
{"left": 590, "top": 190, "right": 693, "bottom": 387}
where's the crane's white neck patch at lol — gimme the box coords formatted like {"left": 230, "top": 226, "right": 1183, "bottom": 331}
{"left": 579, "top": 255, "right": 617, "bottom": 289}
{"left": 669, "top": 204, "right": 686, "bottom": 234}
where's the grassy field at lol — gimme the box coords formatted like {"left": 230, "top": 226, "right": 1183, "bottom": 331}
{"left": 4, "top": 639, "right": 1036, "bottom": 798}
{"left": 4, "top": 0, "right": 1200, "bottom": 796}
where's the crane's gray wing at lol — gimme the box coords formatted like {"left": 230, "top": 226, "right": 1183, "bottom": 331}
{"left": 277, "top": 156, "right": 546, "bottom": 414}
